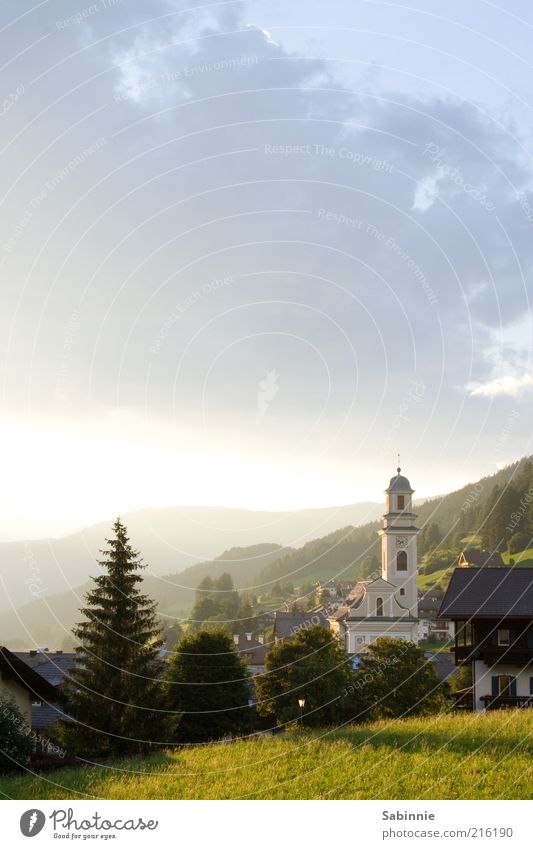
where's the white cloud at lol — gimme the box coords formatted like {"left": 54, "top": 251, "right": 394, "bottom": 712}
{"left": 470, "top": 373, "right": 533, "bottom": 398}
{"left": 411, "top": 173, "right": 441, "bottom": 212}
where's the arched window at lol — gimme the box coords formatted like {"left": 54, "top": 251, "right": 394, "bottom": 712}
{"left": 376, "top": 597, "right": 384, "bottom": 616}
{"left": 396, "top": 550, "right": 407, "bottom": 571}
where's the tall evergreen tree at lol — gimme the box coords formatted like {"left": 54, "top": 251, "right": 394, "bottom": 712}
{"left": 58, "top": 519, "right": 168, "bottom": 756}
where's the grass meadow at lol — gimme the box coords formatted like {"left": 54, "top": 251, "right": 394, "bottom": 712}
{"left": 2, "top": 711, "right": 533, "bottom": 800}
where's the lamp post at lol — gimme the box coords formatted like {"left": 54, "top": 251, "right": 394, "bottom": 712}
{"left": 298, "top": 697, "right": 305, "bottom": 727}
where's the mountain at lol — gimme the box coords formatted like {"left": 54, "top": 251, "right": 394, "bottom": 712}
{"left": 4, "top": 457, "right": 532, "bottom": 650}
{"left": 0, "top": 502, "right": 382, "bottom": 613}
{"left": 1, "top": 543, "right": 289, "bottom": 650}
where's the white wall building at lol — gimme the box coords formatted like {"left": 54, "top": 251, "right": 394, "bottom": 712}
{"left": 330, "top": 466, "right": 419, "bottom": 653}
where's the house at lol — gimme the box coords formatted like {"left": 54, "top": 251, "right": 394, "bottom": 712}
{"left": 329, "top": 466, "right": 419, "bottom": 654}
{"left": 232, "top": 633, "right": 267, "bottom": 675}
{"left": 439, "top": 567, "right": 533, "bottom": 711}
{"left": 0, "top": 646, "right": 57, "bottom": 727}
{"left": 15, "top": 650, "right": 76, "bottom": 733}
{"left": 417, "top": 590, "right": 453, "bottom": 641}
{"left": 273, "top": 608, "right": 330, "bottom": 642}
{"left": 458, "top": 550, "right": 504, "bottom": 568}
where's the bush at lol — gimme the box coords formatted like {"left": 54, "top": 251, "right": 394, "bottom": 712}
{"left": 355, "top": 638, "right": 447, "bottom": 720}
{"left": 255, "top": 626, "right": 357, "bottom": 727}
{"left": 165, "top": 629, "right": 253, "bottom": 743}
{"left": 0, "top": 694, "right": 34, "bottom": 767}
{"left": 508, "top": 531, "right": 531, "bottom": 554}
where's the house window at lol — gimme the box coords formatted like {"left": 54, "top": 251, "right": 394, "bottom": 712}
{"left": 491, "top": 675, "right": 516, "bottom": 697}
{"left": 530, "top": 677, "right": 533, "bottom": 696}
{"left": 376, "top": 597, "right": 384, "bottom": 616}
{"left": 397, "top": 495, "right": 405, "bottom": 510}
{"left": 396, "top": 550, "right": 407, "bottom": 571}
{"left": 498, "top": 629, "right": 510, "bottom": 646}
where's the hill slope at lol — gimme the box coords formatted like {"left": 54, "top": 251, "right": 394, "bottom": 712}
{"left": 2, "top": 712, "right": 531, "bottom": 800}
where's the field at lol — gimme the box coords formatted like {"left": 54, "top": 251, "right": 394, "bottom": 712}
{"left": 2, "top": 711, "right": 533, "bottom": 800}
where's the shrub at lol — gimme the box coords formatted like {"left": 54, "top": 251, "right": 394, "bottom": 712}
{"left": 0, "top": 694, "right": 34, "bottom": 767}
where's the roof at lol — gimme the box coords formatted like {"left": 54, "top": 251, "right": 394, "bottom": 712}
{"left": 439, "top": 567, "right": 533, "bottom": 618}
{"left": 14, "top": 652, "right": 77, "bottom": 686}
{"left": 0, "top": 647, "right": 57, "bottom": 701}
{"left": 458, "top": 550, "right": 504, "bottom": 568}
{"left": 386, "top": 467, "right": 414, "bottom": 493}
{"left": 233, "top": 634, "right": 267, "bottom": 666}
{"left": 273, "top": 609, "right": 330, "bottom": 640}
{"left": 31, "top": 702, "right": 72, "bottom": 730}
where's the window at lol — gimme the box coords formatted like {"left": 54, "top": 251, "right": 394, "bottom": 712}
{"left": 491, "top": 675, "right": 516, "bottom": 696}
{"left": 397, "top": 495, "right": 405, "bottom": 510}
{"left": 396, "top": 550, "right": 407, "bottom": 571}
{"left": 376, "top": 597, "right": 384, "bottom": 616}
{"left": 530, "top": 677, "right": 533, "bottom": 696}
{"left": 400, "top": 588, "right": 405, "bottom": 596}
{"left": 498, "top": 628, "right": 510, "bottom": 646}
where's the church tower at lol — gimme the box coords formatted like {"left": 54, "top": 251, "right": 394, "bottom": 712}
{"left": 378, "top": 464, "right": 419, "bottom": 618}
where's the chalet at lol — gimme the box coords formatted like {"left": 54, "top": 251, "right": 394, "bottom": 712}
{"left": 457, "top": 550, "right": 504, "bottom": 568}
{"left": 439, "top": 567, "right": 533, "bottom": 711}
{"left": 0, "top": 646, "right": 57, "bottom": 728}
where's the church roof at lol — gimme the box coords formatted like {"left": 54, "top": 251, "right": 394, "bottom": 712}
{"left": 386, "top": 467, "right": 414, "bottom": 493}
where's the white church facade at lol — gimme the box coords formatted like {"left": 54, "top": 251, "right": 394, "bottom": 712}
{"left": 329, "top": 466, "right": 419, "bottom": 653}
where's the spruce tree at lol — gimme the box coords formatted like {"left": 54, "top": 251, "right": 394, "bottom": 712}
{"left": 59, "top": 519, "right": 167, "bottom": 756}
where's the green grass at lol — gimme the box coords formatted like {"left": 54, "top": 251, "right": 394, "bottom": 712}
{"left": 503, "top": 547, "right": 533, "bottom": 567}
{"left": 2, "top": 712, "right": 533, "bottom": 800}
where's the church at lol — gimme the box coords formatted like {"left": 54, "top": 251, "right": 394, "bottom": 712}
{"left": 329, "top": 466, "right": 419, "bottom": 653}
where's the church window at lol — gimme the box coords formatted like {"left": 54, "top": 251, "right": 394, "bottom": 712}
{"left": 396, "top": 550, "right": 407, "bottom": 571}
{"left": 376, "top": 597, "right": 384, "bottom": 616}
{"left": 397, "top": 495, "right": 405, "bottom": 510}
{"left": 399, "top": 588, "right": 405, "bottom": 596}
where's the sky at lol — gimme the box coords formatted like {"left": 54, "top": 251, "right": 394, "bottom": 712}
{"left": 1, "top": 0, "right": 533, "bottom": 540}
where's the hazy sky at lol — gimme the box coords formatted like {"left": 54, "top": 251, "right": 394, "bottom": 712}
{"left": 1, "top": 0, "right": 533, "bottom": 540}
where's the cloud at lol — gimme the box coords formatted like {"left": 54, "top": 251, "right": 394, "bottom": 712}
{"left": 470, "top": 373, "right": 533, "bottom": 397}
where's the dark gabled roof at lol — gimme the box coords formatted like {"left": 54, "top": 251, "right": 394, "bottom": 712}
{"left": 439, "top": 567, "right": 533, "bottom": 618}
{"left": 459, "top": 549, "right": 504, "bottom": 568}
{"left": 233, "top": 634, "right": 267, "bottom": 665}
{"left": 273, "top": 609, "right": 330, "bottom": 639}
{"left": 14, "top": 652, "right": 77, "bottom": 685}
{"left": 0, "top": 647, "right": 57, "bottom": 701}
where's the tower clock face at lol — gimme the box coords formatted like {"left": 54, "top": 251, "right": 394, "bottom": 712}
{"left": 396, "top": 536, "right": 408, "bottom": 548}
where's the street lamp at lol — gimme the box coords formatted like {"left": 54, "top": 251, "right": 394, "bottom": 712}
{"left": 298, "top": 697, "right": 305, "bottom": 727}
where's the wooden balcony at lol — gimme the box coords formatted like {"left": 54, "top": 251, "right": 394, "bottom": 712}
{"left": 452, "top": 644, "right": 533, "bottom": 666}
{"left": 480, "top": 694, "right": 533, "bottom": 710}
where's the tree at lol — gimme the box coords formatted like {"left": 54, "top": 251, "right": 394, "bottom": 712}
{"left": 255, "top": 626, "right": 356, "bottom": 727}
{"left": 420, "top": 547, "right": 458, "bottom": 576}
{"left": 0, "top": 694, "right": 34, "bottom": 766}
{"left": 165, "top": 629, "right": 253, "bottom": 743}
{"left": 58, "top": 519, "right": 168, "bottom": 756}
{"left": 418, "top": 522, "right": 442, "bottom": 557}
{"left": 508, "top": 530, "right": 531, "bottom": 555}
{"left": 449, "top": 664, "right": 472, "bottom": 693}
{"left": 355, "top": 638, "right": 447, "bottom": 720}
